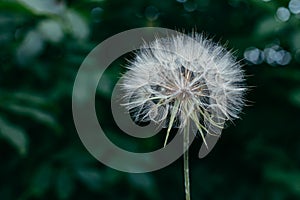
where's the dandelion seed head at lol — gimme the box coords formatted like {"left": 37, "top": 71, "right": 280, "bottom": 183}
{"left": 121, "top": 32, "right": 246, "bottom": 137}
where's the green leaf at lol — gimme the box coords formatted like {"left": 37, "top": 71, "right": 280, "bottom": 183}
{"left": 56, "top": 169, "right": 75, "bottom": 200}
{"left": 97, "top": 71, "right": 115, "bottom": 99}
{"left": 30, "top": 164, "right": 53, "bottom": 197}
{"left": 127, "top": 173, "right": 155, "bottom": 191}
{"left": 264, "top": 166, "right": 300, "bottom": 196}
{"left": 8, "top": 91, "right": 51, "bottom": 107}
{"left": 127, "top": 174, "right": 159, "bottom": 199}
{"left": 0, "top": 1, "right": 32, "bottom": 14}
{"left": 5, "top": 104, "right": 60, "bottom": 132}
{"left": 254, "top": 16, "right": 281, "bottom": 38}
{"left": 65, "top": 9, "right": 89, "bottom": 40}
{"left": 16, "top": 30, "right": 44, "bottom": 65}
{"left": 17, "top": 0, "right": 66, "bottom": 15}
{"left": 289, "top": 31, "right": 300, "bottom": 51}
{"left": 0, "top": 116, "right": 28, "bottom": 155}
{"left": 38, "top": 19, "right": 64, "bottom": 43}
{"left": 75, "top": 167, "right": 103, "bottom": 191}
{"left": 290, "top": 89, "right": 300, "bottom": 107}
{"left": 53, "top": 147, "right": 95, "bottom": 166}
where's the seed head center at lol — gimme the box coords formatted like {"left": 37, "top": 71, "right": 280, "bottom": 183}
{"left": 179, "top": 87, "right": 192, "bottom": 99}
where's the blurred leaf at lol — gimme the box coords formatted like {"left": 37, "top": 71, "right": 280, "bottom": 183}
{"left": 289, "top": 30, "right": 300, "bottom": 51}
{"left": 8, "top": 91, "right": 52, "bottom": 107}
{"left": 16, "top": 30, "right": 44, "bottom": 65}
{"left": 0, "top": 1, "right": 32, "bottom": 14}
{"left": 75, "top": 167, "right": 103, "bottom": 191}
{"left": 30, "top": 164, "right": 53, "bottom": 197}
{"left": 5, "top": 103, "right": 60, "bottom": 132}
{"left": 38, "top": 19, "right": 64, "bottom": 43}
{"left": 56, "top": 168, "right": 75, "bottom": 200}
{"left": 97, "top": 71, "right": 115, "bottom": 99}
{"left": 264, "top": 165, "right": 300, "bottom": 196}
{"left": 17, "top": 0, "right": 66, "bottom": 15}
{"left": 127, "top": 174, "right": 160, "bottom": 200}
{"left": 290, "top": 89, "right": 300, "bottom": 107}
{"left": 65, "top": 9, "right": 89, "bottom": 40}
{"left": 0, "top": 116, "right": 28, "bottom": 155}
{"left": 53, "top": 147, "right": 95, "bottom": 166}
{"left": 128, "top": 173, "right": 155, "bottom": 191}
{"left": 255, "top": 16, "right": 281, "bottom": 38}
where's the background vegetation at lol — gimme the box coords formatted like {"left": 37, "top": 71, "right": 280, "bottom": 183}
{"left": 1, "top": 0, "right": 300, "bottom": 199}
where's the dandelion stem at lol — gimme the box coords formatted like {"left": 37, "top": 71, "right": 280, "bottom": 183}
{"left": 183, "top": 119, "right": 191, "bottom": 200}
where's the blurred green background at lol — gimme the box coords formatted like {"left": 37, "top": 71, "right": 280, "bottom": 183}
{"left": 1, "top": 0, "right": 300, "bottom": 199}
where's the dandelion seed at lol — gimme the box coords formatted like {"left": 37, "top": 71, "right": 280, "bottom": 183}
{"left": 121, "top": 32, "right": 246, "bottom": 200}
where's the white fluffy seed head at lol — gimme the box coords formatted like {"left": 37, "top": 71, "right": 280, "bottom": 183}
{"left": 121, "top": 32, "right": 246, "bottom": 137}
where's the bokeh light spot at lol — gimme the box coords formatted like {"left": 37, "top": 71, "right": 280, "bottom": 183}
{"left": 244, "top": 47, "right": 264, "bottom": 64}
{"left": 145, "top": 6, "right": 159, "bottom": 21}
{"left": 276, "top": 50, "right": 292, "bottom": 65}
{"left": 184, "top": 1, "right": 197, "bottom": 12}
{"left": 289, "top": 0, "right": 300, "bottom": 14}
{"left": 264, "top": 46, "right": 291, "bottom": 66}
{"left": 276, "top": 7, "right": 290, "bottom": 22}
{"left": 91, "top": 7, "right": 104, "bottom": 23}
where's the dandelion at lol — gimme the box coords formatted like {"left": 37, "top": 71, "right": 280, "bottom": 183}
{"left": 121, "top": 32, "right": 246, "bottom": 200}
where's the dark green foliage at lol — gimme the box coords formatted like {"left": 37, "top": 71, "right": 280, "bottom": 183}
{"left": 1, "top": 0, "right": 300, "bottom": 199}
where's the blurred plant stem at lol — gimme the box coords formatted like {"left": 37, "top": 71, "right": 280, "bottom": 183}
{"left": 184, "top": 119, "right": 191, "bottom": 200}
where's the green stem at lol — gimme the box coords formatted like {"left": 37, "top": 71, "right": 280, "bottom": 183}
{"left": 184, "top": 119, "right": 191, "bottom": 200}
